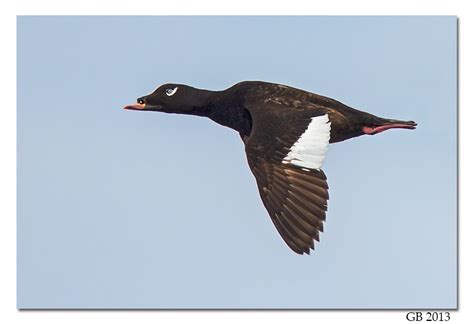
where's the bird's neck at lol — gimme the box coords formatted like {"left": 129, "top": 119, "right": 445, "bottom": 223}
{"left": 178, "top": 88, "right": 252, "bottom": 137}
{"left": 183, "top": 89, "right": 217, "bottom": 117}
{"left": 206, "top": 95, "right": 252, "bottom": 137}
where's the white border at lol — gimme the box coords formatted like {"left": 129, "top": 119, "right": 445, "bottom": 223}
{"left": 1, "top": 1, "right": 472, "bottom": 323}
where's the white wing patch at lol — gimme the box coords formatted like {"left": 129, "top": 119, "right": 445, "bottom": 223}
{"left": 282, "top": 114, "right": 331, "bottom": 170}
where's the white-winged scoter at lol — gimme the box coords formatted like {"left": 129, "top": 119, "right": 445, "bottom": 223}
{"left": 124, "top": 81, "right": 417, "bottom": 255}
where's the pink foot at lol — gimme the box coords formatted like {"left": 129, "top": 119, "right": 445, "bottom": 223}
{"left": 362, "top": 123, "right": 417, "bottom": 135}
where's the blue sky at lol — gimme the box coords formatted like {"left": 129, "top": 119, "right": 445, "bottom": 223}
{"left": 17, "top": 16, "right": 457, "bottom": 308}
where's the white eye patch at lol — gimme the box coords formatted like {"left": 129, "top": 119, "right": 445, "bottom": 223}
{"left": 165, "top": 87, "right": 178, "bottom": 96}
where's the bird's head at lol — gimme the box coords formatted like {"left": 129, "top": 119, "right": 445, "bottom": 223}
{"left": 123, "top": 83, "right": 212, "bottom": 115}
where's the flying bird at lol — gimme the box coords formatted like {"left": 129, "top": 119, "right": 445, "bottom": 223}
{"left": 124, "top": 81, "right": 417, "bottom": 254}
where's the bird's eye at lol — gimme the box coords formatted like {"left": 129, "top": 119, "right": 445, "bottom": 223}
{"left": 138, "top": 99, "right": 145, "bottom": 105}
{"left": 165, "top": 87, "right": 178, "bottom": 96}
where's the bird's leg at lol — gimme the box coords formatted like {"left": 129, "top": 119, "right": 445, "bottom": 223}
{"left": 362, "top": 120, "right": 417, "bottom": 135}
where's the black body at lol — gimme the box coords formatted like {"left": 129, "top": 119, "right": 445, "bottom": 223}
{"left": 124, "top": 81, "right": 416, "bottom": 254}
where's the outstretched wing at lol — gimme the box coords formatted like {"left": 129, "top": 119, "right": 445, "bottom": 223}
{"left": 244, "top": 103, "right": 331, "bottom": 254}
